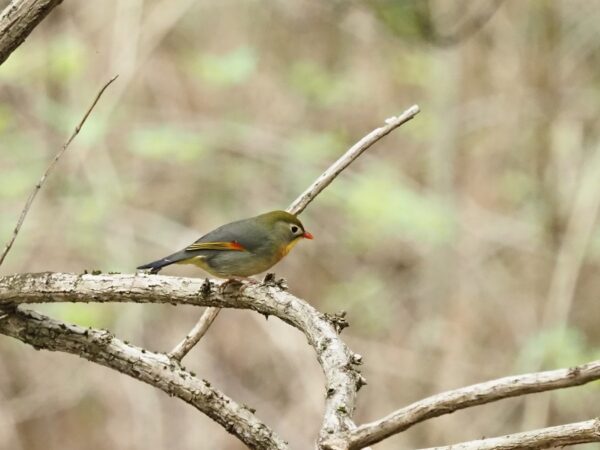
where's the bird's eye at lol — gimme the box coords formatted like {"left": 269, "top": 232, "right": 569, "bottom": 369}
{"left": 290, "top": 225, "right": 299, "bottom": 234}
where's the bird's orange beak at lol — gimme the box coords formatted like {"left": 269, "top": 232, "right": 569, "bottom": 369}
{"left": 303, "top": 231, "right": 314, "bottom": 240}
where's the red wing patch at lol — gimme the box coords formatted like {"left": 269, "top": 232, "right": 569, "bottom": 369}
{"left": 185, "top": 241, "right": 246, "bottom": 252}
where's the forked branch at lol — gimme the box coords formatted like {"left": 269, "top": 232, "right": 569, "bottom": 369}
{"left": 321, "top": 361, "right": 600, "bottom": 449}
{"left": 0, "top": 271, "right": 363, "bottom": 444}
{"left": 3, "top": 273, "right": 600, "bottom": 449}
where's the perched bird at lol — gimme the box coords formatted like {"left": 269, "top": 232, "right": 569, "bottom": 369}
{"left": 137, "top": 210, "right": 313, "bottom": 280}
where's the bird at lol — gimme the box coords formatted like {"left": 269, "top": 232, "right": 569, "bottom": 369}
{"left": 136, "top": 210, "right": 313, "bottom": 280}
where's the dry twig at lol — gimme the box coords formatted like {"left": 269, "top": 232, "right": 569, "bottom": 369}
{"left": 321, "top": 361, "right": 600, "bottom": 449}
{"left": 418, "top": 418, "right": 600, "bottom": 450}
{"left": 286, "top": 105, "right": 420, "bottom": 216}
{"left": 0, "top": 75, "right": 119, "bottom": 267}
{"left": 168, "top": 306, "right": 220, "bottom": 361}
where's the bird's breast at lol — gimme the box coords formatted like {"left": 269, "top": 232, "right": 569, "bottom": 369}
{"left": 280, "top": 237, "right": 301, "bottom": 257}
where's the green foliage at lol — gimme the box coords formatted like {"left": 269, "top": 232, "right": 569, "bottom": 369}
{"left": 40, "top": 304, "right": 113, "bottom": 329}
{"left": 367, "top": 1, "right": 427, "bottom": 40}
{"left": 186, "top": 47, "right": 257, "bottom": 87}
{"left": 517, "top": 326, "right": 600, "bottom": 372}
{"left": 47, "top": 36, "right": 87, "bottom": 81}
{"left": 517, "top": 327, "right": 600, "bottom": 412}
{"left": 500, "top": 169, "right": 537, "bottom": 205}
{"left": 0, "top": 104, "right": 13, "bottom": 133}
{"left": 0, "top": 35, "right": 86, "bottom": 83}
{"left": 324, "top": 276, "right": 393, "bottom": 333}
{"left": 286, "top": 130, "right": 348, "bottom": 181}
{"left": 128, "top": 125, "right": 210, "bottom": 162}
{"left": 590, "top": 225, "right": 600, "bottom": 260}
{"left": 288, "top": 60, "right": 347, "bottom": 105}
{"left": 0, "top": 168, "right": 37, "bottom": 199}
{"left": 0, "top": 134, "right": 44, "bottom": 199}
{"left": 287, "top": 130, "right": 345, "bottom": 161}
{"left": 39, "top": 98, "right": 108, "bottom": 145}
{"left": 390, "top": 49, "right": 430, "bottom": 88}
{"left": 339, "top": 163, "right": 456, "bottom": 246}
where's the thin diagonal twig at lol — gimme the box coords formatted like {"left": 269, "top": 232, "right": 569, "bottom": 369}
{"left": 0, "top": 75, "right": 119, "bottom": 268}
{"left": 287, "top": 105, "right": 420, "bottom": 216}
{"left": 168, "top": 105, "right": 420, "bottom": 362}
{"left": 168, "top": 306, "right": 220, "bottom": 361}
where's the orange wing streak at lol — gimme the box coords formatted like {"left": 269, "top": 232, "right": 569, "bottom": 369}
{"left": 185, "top": 241, "right": 246, "bottom": 252}
{"left": 229, "top": 241, "right": 245, "bottom": 250}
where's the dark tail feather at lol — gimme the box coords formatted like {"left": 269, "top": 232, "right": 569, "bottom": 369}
{"left": 137, "top": 257, "right": 176, "bottom": 274}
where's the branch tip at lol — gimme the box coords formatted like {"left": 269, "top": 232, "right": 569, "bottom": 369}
{"left": 0, "top": 75, "right": 118, "bottom": 268}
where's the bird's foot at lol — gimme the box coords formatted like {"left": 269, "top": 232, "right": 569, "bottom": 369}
{"left": 263, "top": 272, "right": 288, "bottom": 290}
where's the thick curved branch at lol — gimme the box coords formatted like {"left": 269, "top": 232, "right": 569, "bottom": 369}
{"left": 322, "top": 361, "right": 600, "bottom": 450}
{"left": 0, "top": 272, "right": 363, "bottom": 443}
{"left": 0, "top": 306, "right": 287, "bottom": 450}
{"left": 419, "top": 418, "right": 600, "bottom": 450}
{"left": 0, "top": 0, "right": 63, "bottom": 66}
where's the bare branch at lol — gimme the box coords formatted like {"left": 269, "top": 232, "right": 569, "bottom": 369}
{"left": 0, "top": 75, "right": 119, "bottom": 268}
{"left": 287, "top": 104, "right": 420, "bottom": 216}
{"left": 179, "top": 104, "right": 420, "bottom": 364}
{"left": 168, "top": 306, "right": 221, "bottom": 361}
{"left": 0, "top": 0, "right": 63, "bottom": 66}
{"left": 0, "top": 272, "right": 362, "bottom": 442}
{"left": 418, "top": 418, "right": 600, "bottom": 450}
{"left": 0, "top": 306, "right": 287, "bottom": 450}
{"left": 322, "top": 361, "right": 600, "bottom": 450}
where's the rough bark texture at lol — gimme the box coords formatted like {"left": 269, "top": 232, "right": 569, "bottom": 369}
{"left": 0, "top": 272, "right": 362, "bottom": 444}
{"left": 0, "top": 306, "right": 287, "bottom": 449}
{"left": 322, "top": 361, "right": 600, "bottom": 449}
{"left": 0, "top": 0, "right": 64, "bottom": 65}
{"left": 420, "top": 418, "right": 600, "bottom": 450}
{"left": 2, "top": 272, "right": 599, "bottom": 450}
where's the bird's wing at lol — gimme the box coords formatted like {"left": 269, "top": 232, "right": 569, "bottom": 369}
{"left": 185, "top": 241, "right": 246, "bottom": 252}
{"left": 186, "top": 217, "right": 269, "bottom": 253}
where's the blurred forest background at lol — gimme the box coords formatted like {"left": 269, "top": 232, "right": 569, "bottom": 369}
{"left": 1, "top": 0, "right": 600, "bottom": 449}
